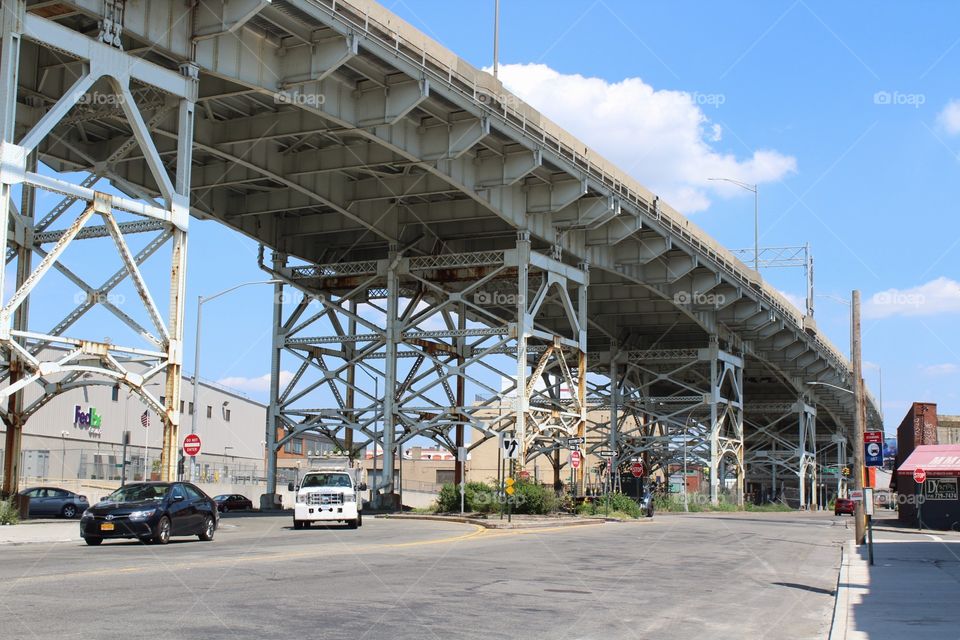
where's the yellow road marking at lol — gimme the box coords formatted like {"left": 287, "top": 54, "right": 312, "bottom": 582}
{"left": 7, "top": 521, "right": 602, "bottom": 585}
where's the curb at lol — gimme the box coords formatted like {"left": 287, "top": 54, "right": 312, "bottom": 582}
{"left": 377, "top": 513, "right": 608, "bottom": 529}
{"left": 828, "top": 542, "right": 847, "bottom": 640}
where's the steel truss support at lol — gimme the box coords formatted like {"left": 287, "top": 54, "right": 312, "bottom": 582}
{"left": 261, "top": 235, "right": 588, "bottom": 505}
{"left": 744, "top": 400, "right": 819, "bottom": 508}
{"left": 588, "top": 341, "right": 744, "bottom": 505}
{"left": 0, "top": 6, "right": 196, "bottom": 493}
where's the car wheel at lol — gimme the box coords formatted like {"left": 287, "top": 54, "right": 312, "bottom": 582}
{"left": 221, "top": 505, "right": 228, "bottom": 513}
{"left": 293, "top": 519, "right": 303, "bottom": 530}
{"left": 153, "top": 516, "right": 171, "bottom": 545}
{"left": 198, "top": 515, "right": 215, "bottom": 541}
{"left": 61, "top": 504, "right": 78, "bottom": 519}
{"left": 347, "top": 518, "right": 359, "bottom": 529}
{"left": 84, "top": 536, "right": 103, "bottom": 546}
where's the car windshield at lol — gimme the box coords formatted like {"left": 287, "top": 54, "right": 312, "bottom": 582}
{"left": 105, "top": 484, "right": 170, "bottom": 503}
{"left": 214, "top": 495, "right": 228, "bottom": 500}
{"left": 301, "top": 473, "right": 352, "bottom": 488}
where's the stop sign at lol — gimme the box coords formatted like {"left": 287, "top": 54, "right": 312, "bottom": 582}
{"left": 570, "top": 450, "right": 581, "bottom": 469}
{"left": 913, "top": 467, "right": 926, "bottom": 484}
{"left": 631, "top": 461, "right": 644, "bottom": 478}
{"left": 183, "top": 433, "right": 202, "bottom": 457}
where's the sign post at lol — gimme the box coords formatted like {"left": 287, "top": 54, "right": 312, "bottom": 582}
{"left": 914, "top": 467, "right": 926, "bottom": 530}
{"left": 864, "top": 431, "right": 883, "bottom": 468}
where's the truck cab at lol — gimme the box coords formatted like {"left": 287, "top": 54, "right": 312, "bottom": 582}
{"left": 290, "top": 469, "right": 366, "bottom": 529}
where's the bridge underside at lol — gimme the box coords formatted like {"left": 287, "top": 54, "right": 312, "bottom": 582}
{"left": 0, "top": 0, "right": 879, "bottom": 507}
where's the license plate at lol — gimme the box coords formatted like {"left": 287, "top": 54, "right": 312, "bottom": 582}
{"left": 100, "top": 523, "right": 115, "bottom": 531}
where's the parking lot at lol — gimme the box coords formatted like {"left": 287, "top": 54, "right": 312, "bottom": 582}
{"left": 0, "top": 511, "right": 849, "bottom": 639}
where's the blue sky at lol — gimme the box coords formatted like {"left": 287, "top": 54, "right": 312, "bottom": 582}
{"left": 19, "top": 1, "right": 960, "bottom": 435}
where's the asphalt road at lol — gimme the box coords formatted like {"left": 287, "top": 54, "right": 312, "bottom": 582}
{"left": 0, "top": 511, "right": 850, "bottom": 640}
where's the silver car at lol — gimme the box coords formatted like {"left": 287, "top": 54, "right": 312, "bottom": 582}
{"left": 19, "top": 487, "right": 90, "bottom": 519}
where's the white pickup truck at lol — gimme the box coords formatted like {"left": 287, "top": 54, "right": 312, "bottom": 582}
{"left": 289, "top": 468, "right": 366, "bottom": 529}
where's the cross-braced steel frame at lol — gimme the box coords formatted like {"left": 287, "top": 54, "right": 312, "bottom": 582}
{"left": 259, "top": 233, "right": 589, "bottom": 505}
{"left": 744, "top": 401, "right": 820, "bottom": 508}
{"left": 0, "top": 0, "right": 195, "bottom": 493}
{"left": 583, "top": 340, "right": 744, "bottom": 505}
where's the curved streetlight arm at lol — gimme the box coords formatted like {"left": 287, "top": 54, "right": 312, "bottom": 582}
{"left": 707, "top": 177, "right": 757, "bottom": 193}
{"left": 708, "top": 177, "right": 759, "bottom": 271}
{"left": 805, "top": 381, "right": 854, "bottom": 395}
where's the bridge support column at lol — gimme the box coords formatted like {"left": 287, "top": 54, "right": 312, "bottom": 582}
{"left": 707, "top": 339, "right": 744, "bottom": 506}
{"left": 380, "top": 244, "right": 401, "bottom": 505}
{"left": 0, "top": 1, "right": 25, "bottom": 496}
{"left": 0, "top": 10, "right": 198, "bottom": 491}
{"left": 263, "top": 252, "right": 287, "bottom": 509}
{"left": 514, "top": 232, "right": 530, "bottom": 465}
{"left": 608, "top": 344, "right": 620, "bottom": 494}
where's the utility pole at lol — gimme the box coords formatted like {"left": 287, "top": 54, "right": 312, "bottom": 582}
{"left": 493, "top": 0, "right": 500, "bottom": 78}
{"left": 851, "top": 290, "right": 866, "bottom": 545}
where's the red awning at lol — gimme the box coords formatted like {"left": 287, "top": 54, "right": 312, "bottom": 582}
{"left": 896, "top": 445, "right": 960, "bottom": 477}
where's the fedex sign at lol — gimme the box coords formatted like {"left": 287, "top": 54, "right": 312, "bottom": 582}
{"left": 74, "top": 405, "right": 103, "bottom": 436}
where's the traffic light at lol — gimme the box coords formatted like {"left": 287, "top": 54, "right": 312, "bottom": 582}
{"left": 842, "top": 466, "right": 851, "bottom": 478}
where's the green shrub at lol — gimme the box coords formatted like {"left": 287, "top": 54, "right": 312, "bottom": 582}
{"left": 577, "top": 493, "right": 641, "bottom": 518}
{"left": 511, "top": 480, "right": 557, "bottom": 515}
{"left": 0, "top": 498, "right": 19, "bottom": 525}
{"left": 434, "top": 481, "right": 499, "bottom": 513}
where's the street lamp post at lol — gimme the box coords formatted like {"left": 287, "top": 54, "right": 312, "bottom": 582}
{"left": 708, "top": 177, "right": 759, "bottom": 271}
{"left": 60, "top": 431, "right": 69, "bottom": 484}
{"left": 190, "top": 280, "right": 282, "bottom": 482}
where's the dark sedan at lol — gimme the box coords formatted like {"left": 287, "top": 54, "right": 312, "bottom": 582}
{"left": 213, "top": 494, "right": 253, "bottom": 512}
{"left": 19, "top": 486, "right": 89, "bottom": 519}
{"left": 80, "top": 482, "right": 218, "bottom": 546}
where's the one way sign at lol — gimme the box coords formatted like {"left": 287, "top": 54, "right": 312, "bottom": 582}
{"left": 500, "top": 436, "right": 520, "bottom": 459}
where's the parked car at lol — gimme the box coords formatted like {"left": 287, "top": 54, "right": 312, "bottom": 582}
{"left": 834, "top": 497, "right": 856, "bottom": 516}
{"left": 213, "top": 494, "right": 253, "bottom": 512}
{"left": 18, "top": 486, "right": 89, "bottom": 519}
{"left": 80, "top": 482, "right": 218, "bottom": 546}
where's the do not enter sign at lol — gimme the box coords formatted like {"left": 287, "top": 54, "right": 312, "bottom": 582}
{"left": 570, "top": 450, "right": 582, "bottom": 469}
{"left": 183, "top": 433, "right": 202, "bottom": 457}
{"left": 913, "top": 467, "right": 926, "bottom": 484}
{"left": 631, "top": 461, "right": 644, "bottom": 478}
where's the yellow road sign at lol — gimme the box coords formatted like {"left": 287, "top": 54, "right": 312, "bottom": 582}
{"left": 505, "top": 486, "right": 515, "bottom": 495}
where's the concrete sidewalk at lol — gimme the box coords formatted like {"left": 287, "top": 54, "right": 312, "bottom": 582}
{"left": 0, "top": 521, "right": 81, "bottom": 545}
{"left": 831, "top": 533, "right": 960, "bottom": 639}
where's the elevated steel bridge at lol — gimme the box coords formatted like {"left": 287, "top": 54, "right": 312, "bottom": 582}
{"left": 0, "top": 0, "right": 881, "bottom": 507}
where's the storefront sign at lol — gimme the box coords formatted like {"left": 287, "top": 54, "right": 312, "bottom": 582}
{"left": 925, "top": 477, "right": 958, "bottom": 501}
{"left": 74, "top": 405, "right": 103, "bottom": 436}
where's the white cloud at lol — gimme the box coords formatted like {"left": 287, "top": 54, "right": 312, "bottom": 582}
{"left": 921, "top": 363, "right": 959, "bottom": 376}
{"left": 217, "top": 370, "right": 294, "bottom": 393}
{"left": 495, "top": 63, "right": 797, "bottom": 213}
{"left": 937, "top": 99, "right": 960, "bottom": 135}
{"left": 864, "top": 277, "right": 960, "bottom": 319}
